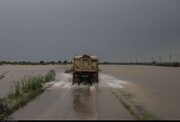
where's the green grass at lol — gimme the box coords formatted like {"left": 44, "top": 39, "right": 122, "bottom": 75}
{"left": 0, "top": 70, "right": 56, "bottom": 120}
{"left": 0, "top": 72, "right": 8, "bottom": 80}
{"left": 44, "top": 70, "right": 56, "bottom": 82}
{"left": 112, "top": 90, "right": 157, "bottom": 120}
{"left": 0, "top": 74, "right": 4, "bottom": 80}
{"left": 65, "top": 67, "right": 73, "bottom": 73}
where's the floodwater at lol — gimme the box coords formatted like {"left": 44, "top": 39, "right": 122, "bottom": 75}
{"left": 0, "top": 65, "right": 67, "bottom": 98}
{"left": 100, "top": 65, "right": 180, "bottom": 120}
{"left": 10, "top": 70, "right": 134, "bottom": 120}
{"left": 1, "top": 65, "right": 180, "bottom": 120}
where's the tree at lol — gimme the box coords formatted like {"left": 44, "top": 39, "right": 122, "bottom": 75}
{"left": 39, "top": 61, "right": 44, "bottom": 64}
{"left": 58, "top": 60, "right": 62, "bottom": 64}
{"left": 63, "top": 60, "right": 67, "bottom": 64}
{"left": 50, "top": 61, "right": 55, "bottom": 65}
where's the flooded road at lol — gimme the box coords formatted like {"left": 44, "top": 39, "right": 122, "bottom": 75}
{"left": 2, "top": 65, "right": 180, "bottom": 120}
{"left": 10, "top": 71, "right": 134, "bottom": 120}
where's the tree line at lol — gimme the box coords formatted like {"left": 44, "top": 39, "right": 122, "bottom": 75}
{"left": 100, "top": 61, "right": 180, "bottom": 67}
{"left": 0, "top": 60, "right": 72, "bottom": 65}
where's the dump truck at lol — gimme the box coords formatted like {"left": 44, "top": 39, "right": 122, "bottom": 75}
{"left": 72, "top": 54, "right": 99, "bottom": 85}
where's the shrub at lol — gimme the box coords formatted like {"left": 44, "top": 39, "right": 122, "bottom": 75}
{"left": 0, "top": 70, "right": 56, "bottom": 120}
{"left": 65, "top": 67, "right": 73, "bottom": 73}
{"left": 44, "top": 70, "right": 56, "bottom": 82}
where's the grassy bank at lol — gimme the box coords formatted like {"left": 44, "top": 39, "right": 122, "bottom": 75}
{"left": 0, "top": 72, "right": 8, "bottom": 80}
{"left": 0, "top": 74, "right": 4, "bottom": 80}
{"left": 112, "top": 90, "right": 157, "bottom": 120}
{"left": 0, "top": 70, "right": 56, "bottom": 120}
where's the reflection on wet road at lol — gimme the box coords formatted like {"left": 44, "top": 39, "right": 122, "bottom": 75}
{"left": 11, "top": 71, "right": 134, "bottom": 120}
{"left": 5, "top": 65, "right": 180, "bottom": 120}
{"left": 71, "top": 86, "right": 98, "bottom": 120}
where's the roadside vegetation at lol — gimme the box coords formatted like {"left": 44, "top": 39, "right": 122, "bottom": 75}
{"left": 0, "top": 74, "right": 4, "bottom": 80}
{"left": 0, "top": 70, "right": 56, "bottom": 120}
{"left": 65, "top": 67, "right": 73, "bottom": 73}
{"left": 112, "top": 90, "right": 157, "bottom": 120}
{"left": 0, "top": 72, "right": 8, "bottom": 80}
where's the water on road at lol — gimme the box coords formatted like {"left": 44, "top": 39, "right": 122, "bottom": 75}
{"left": 10, "top": 71, "right": 134, "bottom": 120}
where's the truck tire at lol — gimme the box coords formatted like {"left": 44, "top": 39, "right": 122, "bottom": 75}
{"left": 78, "top": 81, "right": 81, "bottom": 85}
{"left": 78, "top": 77, "right": 82, "bottom": 85}
{"left": 73, "top": 77, "right": 79, "bottom": 85}
{"left": 92, "top": 76, "right": 98, "bottom": 84}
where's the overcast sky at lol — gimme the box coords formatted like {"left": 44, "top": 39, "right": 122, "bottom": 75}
{"left": 0, "top": 0, "right": 180, "bottom": 62}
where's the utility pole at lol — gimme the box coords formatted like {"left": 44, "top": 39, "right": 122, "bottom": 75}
{"left": 136, "top": 58, "right": 137, "bottom": 64}
{"left": 169, "top": 55, "right": 172, "bottom": 63}
{"left": 152, "top": 57, "right": 154, "bottom": 63}
{"left": 159, "top": 56, "right": 161, "bottom": 64}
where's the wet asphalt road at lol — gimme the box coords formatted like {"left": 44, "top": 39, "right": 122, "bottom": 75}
{"left": 3, "top": 65, "right": 180, "bottom": 120}
{"left": 2, "top": 65, "right": 134, "bottom": 120}
{"left": 10, "top": 84, "right": 134, "bottom": 120}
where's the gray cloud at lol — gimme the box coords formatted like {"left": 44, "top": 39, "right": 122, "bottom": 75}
{"left": 0, "top": 0, "right": 180, "bottom": 62}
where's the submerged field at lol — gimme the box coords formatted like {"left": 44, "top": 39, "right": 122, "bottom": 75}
{"left": 0, "top": 64, "right": 180, "bottom": 120}
{"left": 100, "top": 65, "right": 180, "bottom": 119}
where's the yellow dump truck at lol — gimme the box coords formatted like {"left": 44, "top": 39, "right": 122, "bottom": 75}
{"left": 72, "top": 54, "right": 99, "bottom": 85}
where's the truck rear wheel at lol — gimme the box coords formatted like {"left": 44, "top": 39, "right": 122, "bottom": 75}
{"left": 73, "top": 77, "right": 79, "bottom": 85}
{"left": 92, "top": 76, "right": 98, "bottom": 83}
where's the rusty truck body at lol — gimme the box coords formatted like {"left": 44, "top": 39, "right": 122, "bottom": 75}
{"left": 72, "top": 54, "right": 99, "bottom": 85}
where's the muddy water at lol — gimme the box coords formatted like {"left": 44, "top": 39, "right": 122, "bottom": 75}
{"left": 2, "top": 65, "right": 180, "bottom": 119}
{"left": 10, "top": 69, "right": 134, "bottom": 120}
{"left": 0, "top": 65, "right": 67, "bottom": 98}
{"left": 100, "top": 65, "right": 180, "bottom": 120}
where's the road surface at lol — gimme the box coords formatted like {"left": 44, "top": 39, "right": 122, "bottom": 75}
{"left": 1, "top": 65, "right": 180, "bottom": 120}
{"left": 10, "top": 70, "right": 134, "bottom": 120}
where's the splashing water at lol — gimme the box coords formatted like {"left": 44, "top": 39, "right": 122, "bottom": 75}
{"left": 52, "top": 72, "right": 73, "bottom": 89}
{"left": 98, "top": 73, "right": 127, "bottom": 89}
{"left": 52, "top": 72, "right": 127, "bottom": 89}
